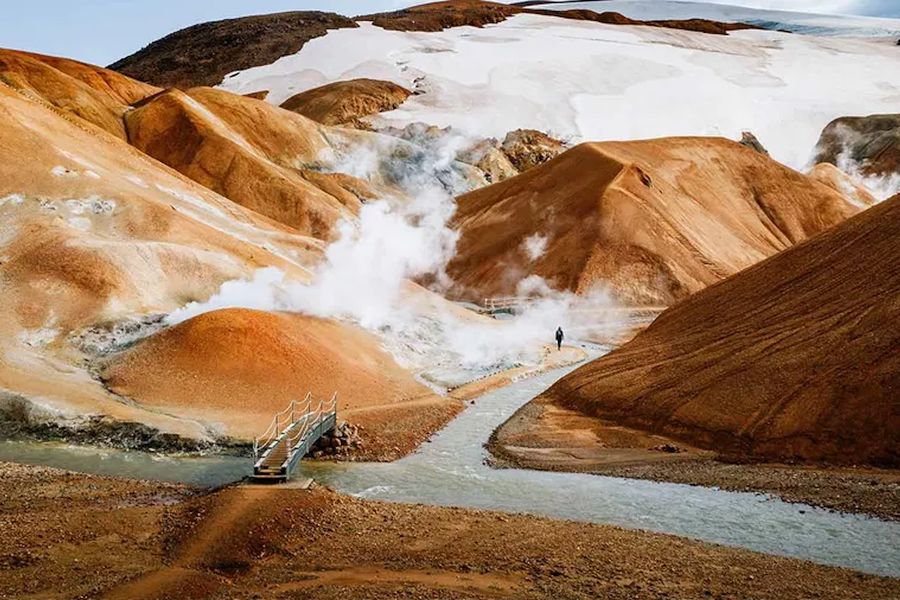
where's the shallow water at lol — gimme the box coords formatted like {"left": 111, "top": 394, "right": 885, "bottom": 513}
{"left": 1, "top": 346, "right": 898, "bottom": 577}
{"left": 0, "top": 440, "right": 247, "bottom": 488}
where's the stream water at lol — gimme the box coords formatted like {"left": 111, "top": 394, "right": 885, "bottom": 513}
{"left": 1, "top": 347, "right": 898, "bottom": 577}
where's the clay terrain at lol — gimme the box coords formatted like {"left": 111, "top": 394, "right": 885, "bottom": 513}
{"left": 2, "top": 461, "right": 897, "bottom": 600}
{"left": 2, "top": 0, "right": 899, "bottom": 597}
{"left": 447, "top": 138, "right": 861, "bottom": 305}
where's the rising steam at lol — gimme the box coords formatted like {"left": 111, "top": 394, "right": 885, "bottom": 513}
{"left": 169, "top": 128, "right": 621, "bottom": 387}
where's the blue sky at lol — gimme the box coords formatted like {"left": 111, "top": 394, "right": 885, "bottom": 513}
{"left": 2, "top": 1, "right": 898, "bottom": 67}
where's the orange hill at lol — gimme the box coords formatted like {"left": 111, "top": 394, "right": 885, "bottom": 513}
{"left": 540, "top": 195, "right": 900, "bottom": 466}
{"left": 0, "top": 48, "right": 158, "bottom": 138}
{"left": 124, "top": 86, "right": 377, "bottom": 238}
{"left": 447, "top": 138, "right": 861, "bottom": 306}
{"left": 1, "top": 46, "right": 398, "bottom": 239}
{"left": 100, "top": 309, "right": 459, "bottom": 451}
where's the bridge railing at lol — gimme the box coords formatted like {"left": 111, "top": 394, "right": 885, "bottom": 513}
{"left": 482, "top": 296, "right": 535, "bottom": 313}
{"left": 285, "top": 392, "right": 338, "bottom": 455}
{"left": 253, "top": 392, "right": 312, "bottom": 459}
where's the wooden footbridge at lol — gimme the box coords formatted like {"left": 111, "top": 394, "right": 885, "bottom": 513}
{"left": 252, "top": 392, "right": 337, "bottom": 482}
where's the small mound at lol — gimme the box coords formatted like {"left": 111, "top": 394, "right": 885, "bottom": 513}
{"left": 101, "top": 309, "right": 440, "bottom": 440}
{"left": 540, "top": 196, "right": 900, "bottom": 466}
{"left": 280, "top": 78, "right": 412, "bottom": 126}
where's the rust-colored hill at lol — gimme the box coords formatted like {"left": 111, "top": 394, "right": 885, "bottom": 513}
{"left": 447, "top": 138, "right": 860, "bottom": 305}
{"left": 540, "top": 196, "right": 900, "bottom": 466}
{"left": 109, "top": 12, "right": 358, "bottom": 88}
{"left": 100, "top": 309, "right": 459, "bottom": 449}
{"left": 280, "top": 78, "right": 412, "bottom": 126}
{"left": 814, "top": 114, "right": 900, "bottom": 179}
{"left": 359, "top": 0, "right": 758, "bottom": 35}
{"left": 124, "top": 86, "right": 377, "bottom": 237}
{"left": 0, "top": 48, "right": 158, "bottom": 138}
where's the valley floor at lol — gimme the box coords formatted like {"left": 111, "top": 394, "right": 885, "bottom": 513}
{"left": 489, "top": 398, "right": 900, "bottom": 521}
{"left": 1, "top": 461, "right": 897, "bottom": 600}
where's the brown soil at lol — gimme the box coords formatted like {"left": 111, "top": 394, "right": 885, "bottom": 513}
{"left": 538, "top": 195, "right": 900, "bottom": 467}
{"left": 489, "top": 398, "right": 900, "bottom": 520}
{"left": 280, "top": 78, "right": 412, "bottom": 126}
{"left": 814, "top": 113, "right": 900, "bottom": 179}
{"left": 359, "top": 0, "right": 760, "bottom": 36}
{"left": 447, "top": 138, "right": 860, "bottom": 306}
{"left": 3, "top": 461, "right": 896, "bottom": 600}
{"left": 100, "top": 308, "right": 460, "bottom": 455}
{"left": 109, "top": 12, "right": 359, "bottom": 88}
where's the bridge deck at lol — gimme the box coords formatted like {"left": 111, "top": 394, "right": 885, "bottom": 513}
{"left": 252, "top": 393, "right": 337, "bottom": 482}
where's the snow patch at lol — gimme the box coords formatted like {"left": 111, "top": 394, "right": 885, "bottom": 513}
{"left": 219, "top": 16, "right": 900, "bottom": 170}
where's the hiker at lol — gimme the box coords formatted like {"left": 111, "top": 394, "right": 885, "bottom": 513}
{"left": 555, "top": 326, "right": 564, "bottom": 351}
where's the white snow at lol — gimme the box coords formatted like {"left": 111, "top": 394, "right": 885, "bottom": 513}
{"left": 218, "top": 16, "right": 900, "bottom": 170}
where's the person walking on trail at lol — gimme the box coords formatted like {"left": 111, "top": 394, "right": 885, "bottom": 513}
{"left": 555, "top": 326, "right": 564, "bottom": 351}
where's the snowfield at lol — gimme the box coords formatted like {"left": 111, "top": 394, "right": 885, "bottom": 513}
{"left": 219, "top": 14, "right": 900, "bottom": 170}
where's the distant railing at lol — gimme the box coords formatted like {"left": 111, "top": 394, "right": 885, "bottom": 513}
{"left": 482, "top": 296, "right": 535, "bottom": 314}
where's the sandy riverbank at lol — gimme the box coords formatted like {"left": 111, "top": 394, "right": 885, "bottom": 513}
{"left": 489, "top": 397, "right": 900, "bottom": 521}
{"left": 1, "top": 461, "right": 896, "bottom": 599}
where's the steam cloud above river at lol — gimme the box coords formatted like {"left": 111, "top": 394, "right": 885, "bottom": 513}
{"left": 168, "top": 130, "right": 622, "bottom": 386}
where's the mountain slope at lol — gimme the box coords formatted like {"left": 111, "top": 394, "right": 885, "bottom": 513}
{"left": 0, "top": 49, "right": 158, "bottom": 138}
{"left": 109, "top": 12, "right": 358, "bottom": 89}
{"left": 446, "top": 137, "right": 860, "bottom": 305}
{"left": 0, "top": 79, "right": 324, "bottom": 441}
{"left": 124, "top": 86, "right": 375, "bottom": 237}
{"left": 539, "top": 195, "right": 900, "bottom": 466}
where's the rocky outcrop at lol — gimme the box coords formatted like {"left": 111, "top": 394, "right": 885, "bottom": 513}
{"left": 813, "top": 113, "right": 900, "bottom": 179}
{"left": 738, "top": 131, "right": 769, "bottom": 155}
{"left": 309, "top": 422, "right": 363, "bottom": 458}
{"left": 280, "top": 78, "right": 412, "bottom": 126}
{"left": 539, "top": 195, "right": 900, "bottom": 467}
{"left": 109, "top": 12, "right": 358, "bottom": 88}
{"left": 501, "top": 129, "right": 567, "bottom": 172}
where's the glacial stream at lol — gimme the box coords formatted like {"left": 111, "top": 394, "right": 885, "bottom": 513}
{"left": 1, "top": 347, "right": 898, "bottom": 577}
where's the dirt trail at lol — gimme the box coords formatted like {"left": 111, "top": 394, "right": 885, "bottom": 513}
{"left": 102, "top": 485, "right": 282, "bottom": 600}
